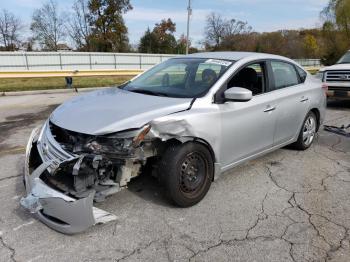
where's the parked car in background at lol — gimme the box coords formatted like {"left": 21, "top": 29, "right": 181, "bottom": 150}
{"left": 21, "top": 52, "right": 326, "bottom": 234}
{"left": 318, "top": 50, "right": 350, "bottom": 100}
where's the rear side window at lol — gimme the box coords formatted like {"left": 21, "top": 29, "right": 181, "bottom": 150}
{"left": 271, "top": 61, "right": 300, "bottom": 90}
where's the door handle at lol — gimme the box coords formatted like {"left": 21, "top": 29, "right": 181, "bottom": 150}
{"left": 264, "top": 105, "right": 276, "bottom": 113}
{"left": 300, "top": 96, "right": 309, "bottom": 102}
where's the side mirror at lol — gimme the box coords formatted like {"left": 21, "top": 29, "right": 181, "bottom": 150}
{"left": 224, "top": 87, "right": 253, "bottom": 102}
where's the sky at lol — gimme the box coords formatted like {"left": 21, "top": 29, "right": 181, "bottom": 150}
{"left": 0, "top": 0, "right": 330, "bottom": 47}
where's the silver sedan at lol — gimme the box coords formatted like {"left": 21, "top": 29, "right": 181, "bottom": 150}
{"left": 21, "top": 52, "right": 326, "bottom": 234}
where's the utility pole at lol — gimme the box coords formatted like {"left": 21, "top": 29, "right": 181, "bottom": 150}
{"left": 186, "top": 0, "right": 192, "bottom": 55}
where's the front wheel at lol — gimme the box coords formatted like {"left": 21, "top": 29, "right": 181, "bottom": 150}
{"left": 292, "top": 111, "right": 317, "bottom": 150}
{"left": 159, "top": 142, "right": 214, "bottom": 207}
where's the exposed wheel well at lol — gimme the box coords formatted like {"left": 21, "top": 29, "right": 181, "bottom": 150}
{"left": 310, "top": 108, "right": 321, "bottom": 131}
{"left": 162, "top": 138, "right": 216, "bottom": 163}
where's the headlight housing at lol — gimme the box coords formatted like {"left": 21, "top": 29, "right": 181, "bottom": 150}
{"left": 84, "top": 125, "right": 151, "bottom": 155}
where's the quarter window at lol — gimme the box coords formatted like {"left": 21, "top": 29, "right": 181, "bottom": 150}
{"left": 271, "top": 61, "right": 299, "bottom": 90}
{"left": 296, "top": 66, "right": 307, "bottom": 83}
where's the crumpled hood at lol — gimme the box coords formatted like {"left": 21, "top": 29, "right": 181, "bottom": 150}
{"left": 50, "top": 88, "right": 192, "bottom": 135}
{"left": 320, "top": 63, "right": 350, "bottom": 72}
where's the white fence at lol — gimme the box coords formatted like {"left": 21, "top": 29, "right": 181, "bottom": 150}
{"left": 0, "top": 52, "right": 321, "bottom": 71}
{"left": 0, "top": 52, "right": 178, "bottom": 71}
{"left": 294, "top": 59, "right": 321, "bottom": 67}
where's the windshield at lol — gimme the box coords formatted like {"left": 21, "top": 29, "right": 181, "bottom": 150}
{"left": 122, "top": 58, "right": 233, "bottom": 98}
{"left": 337, "top": 51, "right": 350, "bottom": 64}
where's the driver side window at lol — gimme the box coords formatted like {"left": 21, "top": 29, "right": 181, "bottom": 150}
{"left": 227, "top": 62, "right": 266, "bottom": 96}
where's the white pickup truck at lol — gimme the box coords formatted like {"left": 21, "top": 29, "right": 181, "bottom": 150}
{"left": 318, "top": 51, "right": 350, "bottom": 100}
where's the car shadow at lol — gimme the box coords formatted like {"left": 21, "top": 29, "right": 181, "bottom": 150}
{"left": 126, "top": 171, "right": 174, "bottom": 208}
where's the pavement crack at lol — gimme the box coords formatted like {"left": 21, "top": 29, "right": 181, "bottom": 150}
{"left": 116, "top": 239, "right": 160, "bottom": 262}
{"left": 265, "top": 164, "right": 293, "bottom": 193}
{"left": 245, "top": 192, "right": 269, "bottom": 239}
{"left": 0, "top": 174, "right": 22, "bottom": 182}
{"left": 292, "top": 193, "right": 350, "bottom": 260}
{"left": 0, "top": 234, "right": 17, "bottom": 262}
{"left": 292, "top": 195, "right": 330, "bottom": 245}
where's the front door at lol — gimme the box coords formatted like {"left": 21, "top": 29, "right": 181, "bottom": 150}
{"left": 218, "top": 62, "right": 277, "bottom": 167}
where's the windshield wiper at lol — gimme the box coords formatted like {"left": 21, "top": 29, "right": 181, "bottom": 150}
{"left": 130, "top": 89, "right": 169, "bottom": 97}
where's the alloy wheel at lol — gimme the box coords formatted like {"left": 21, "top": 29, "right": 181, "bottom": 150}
{"left": 302, "top": 115, "right": 316, "bottom": 146}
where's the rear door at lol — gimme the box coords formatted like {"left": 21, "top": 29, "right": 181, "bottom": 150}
{"left": 267, "top": 60, "right": 310, "bottom": 145}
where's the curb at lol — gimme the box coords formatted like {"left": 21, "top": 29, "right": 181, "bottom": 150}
{"left": 1, "top": 87, "right": 103, "bottom": 97}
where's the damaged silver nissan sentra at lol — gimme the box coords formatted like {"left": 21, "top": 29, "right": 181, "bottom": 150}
{"left": 21, "top": 52, "right": 326, "bottom": 234}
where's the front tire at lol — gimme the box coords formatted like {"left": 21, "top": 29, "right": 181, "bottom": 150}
{"left": 159, "top": 142, "right": 214, "bottom": 207}
{"left": 292, "top": 111, "right": 317, "bottom": 150}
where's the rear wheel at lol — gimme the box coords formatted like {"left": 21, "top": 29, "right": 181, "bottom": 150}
{"left": 292, "top": 111, "right": 317, "bottom": 150}
{"left": 159, "top": 142, "right": 214, "bottom": 207}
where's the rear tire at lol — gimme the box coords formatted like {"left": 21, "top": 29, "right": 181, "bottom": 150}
{"left": 159, "top": 142, "right": 214, "bottom": 207}
{"left": 292, "top": 111, "right": 317, "bottom": 150}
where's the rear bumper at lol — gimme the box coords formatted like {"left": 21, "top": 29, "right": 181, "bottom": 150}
{"left": 20, "top": 128, "right": 117, "bottom": 234}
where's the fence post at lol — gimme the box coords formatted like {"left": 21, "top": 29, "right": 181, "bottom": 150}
{"left": 89, "top": 54, "right": 92, "bottom": 69}
{"left": 24, "top": 53, "right": 29, "bottom": 70}
{"left": 114, "top": 54, "right": 117, "bottom": 69}
{"left": 139, "top": 55, "right": 142, "bottom": 70}
{"left": 59, "top": 53, "right": 63, "bottom": 70}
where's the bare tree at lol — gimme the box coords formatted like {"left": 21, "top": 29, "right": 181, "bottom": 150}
{"left": 224, "top": 19, "right": 252, "bottom": 36}
{"left": 205, "top": 12, "right": 252, "bottom": 48}
{"left": 0, "top": 9, "right": 22, "bottom": 51}
{"left": 205, "top": 13, "right": 226, "bottom": 47}
{"left": 30, "top": 0, "right": 66, "bottom": 51}
{"left": 68, "top": 0, "right": 92, "bottom": 51}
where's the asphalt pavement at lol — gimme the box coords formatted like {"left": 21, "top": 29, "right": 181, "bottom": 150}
{"left": 0, "top": 92, "right": 349, "bottom": 262}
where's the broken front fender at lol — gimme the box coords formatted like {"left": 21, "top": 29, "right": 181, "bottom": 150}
{"left": 20, "top": 128, "right": 117, "bottom": 234}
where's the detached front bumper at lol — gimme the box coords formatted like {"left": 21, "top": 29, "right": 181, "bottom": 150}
{"left": 20, "top": 128, "right": 117, "bottom": 234}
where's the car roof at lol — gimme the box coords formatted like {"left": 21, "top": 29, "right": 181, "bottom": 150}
{"left": 180, "top": 51, "right": 292, "bottom": 62}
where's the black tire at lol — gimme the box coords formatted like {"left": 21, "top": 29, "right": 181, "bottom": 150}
{"left": 159, "top": 142, "right": 214, "bottom": 207}
{"left": 292, "top": 111, "right": 317, "bottom": 150}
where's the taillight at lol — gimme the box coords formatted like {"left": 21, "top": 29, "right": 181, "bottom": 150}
{"left": 322, "top": 84, "right": 328, "bottom": 95}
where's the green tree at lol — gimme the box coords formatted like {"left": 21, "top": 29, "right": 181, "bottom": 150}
{"left": 138, "top": 28, "right": 158, "bottom": 53}
{"left": 303, "top": 34, "right": 319, "bottom": 58}
{"left": 176, "top": 34, "right": 187, "bottom": 54}
{"left": 320, "top": 0, "right": 350, "bottom": 64}
{"left": 335, "top": 0, "right": 350, "bottom": 38}
{"left": 138, "top": 18, "right": 177, "bottom": 54}
{"left": 88, "top": 0, "right": 132, "bottom": 52}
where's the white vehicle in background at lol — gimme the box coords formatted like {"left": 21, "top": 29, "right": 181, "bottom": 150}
{"left": 318, "top": 51, "right": 350, "bottom": 100}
